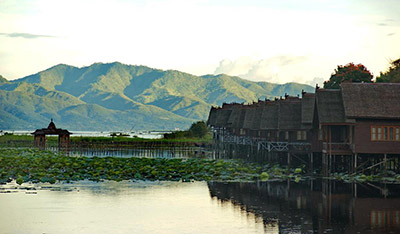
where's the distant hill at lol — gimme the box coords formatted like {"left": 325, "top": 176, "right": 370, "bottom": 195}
{"left": 0, "top": 62, "right": 314, "bottom": 130}
{"left": 0, "top": 75, "right": 8, "bottom": 85}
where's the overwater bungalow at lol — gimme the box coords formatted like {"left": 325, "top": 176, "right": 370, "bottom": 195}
{"left": 207, "top": 83, "right": 400, "bottom": 174}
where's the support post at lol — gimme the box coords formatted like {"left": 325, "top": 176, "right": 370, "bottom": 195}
{"left": 354, "top": 153, "right": 358, "bottom": 174}
{"left": 384, "top": 153, "right": 387, "bottom": 177}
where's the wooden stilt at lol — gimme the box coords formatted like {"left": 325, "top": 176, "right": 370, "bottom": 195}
{"left": 384, "top": 153, "right": 387, "bottom": 177}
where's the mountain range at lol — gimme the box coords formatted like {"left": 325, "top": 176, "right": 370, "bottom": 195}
{"left": 0, "top": 62, "right": 314, "bottom": 131}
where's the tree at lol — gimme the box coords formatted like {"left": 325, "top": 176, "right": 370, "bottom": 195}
{"left": 163, "top": 121, "right": 210, "bottom": 139}
{"left": 188, "top": 121, "right": 210, "bottom": 138}
{"left": 323, "top": 63, "right": 373, "bottom": 89}
{"left": 376, "top": 58, "right": 400, "bottom": 83}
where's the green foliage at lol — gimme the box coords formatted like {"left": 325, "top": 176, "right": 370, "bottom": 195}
{"left": 260, "top": 172, "right": 269, "bottom": 181}
{"left": 16, "top": 175, "right": 24, "bottom": 185}
{"left": 294, "top": 168, "right": 302, "bottom": 174}
{"left": 164, "top": 121, "right": 211, "bottom": 140}
{"left": 376, "top": 58, "right": 400, "bottom": 83}
{"left": 188, "top": 121, "right": 210, "bottom": 138}
{"left": 323, "top": 63, "right": 373, "bottom": 89}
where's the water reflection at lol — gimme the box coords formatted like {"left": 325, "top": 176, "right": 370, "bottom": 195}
{"left": 1, "top": 180, "right": 400, "bottom": 233}
{"left": 207, "top": 180, "right": 400, "bottom": 234}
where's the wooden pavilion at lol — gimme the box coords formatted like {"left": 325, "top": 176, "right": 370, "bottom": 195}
{"left": 31, "top": 119, "right": 71, "bottom": 148}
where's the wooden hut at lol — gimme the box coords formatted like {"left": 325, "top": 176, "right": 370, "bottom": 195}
{"left": 341, "top": 83, "right": 400, "bottom": 154}
{"left": 314, "top": 83, "right": 400, "bottom": 174}
{"left": 277, "top": 96, "right": 303, "bottom": 142}
{"left": 314, "top": 88, "right": 354, "bottom": 155}
{"left": 31, "top": 120, "right": 71, "bottom": 148}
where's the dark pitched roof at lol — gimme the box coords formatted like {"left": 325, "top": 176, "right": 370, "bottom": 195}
{"left": 260, "top": 101, "right": 279, "bottom": 130}
{"left": 214, "top": 103, "right": 240, "bottom": 127}
{"left": 235, "top": 108, "right": 247, "bottom": 128}
{"left": 316, "top": 89, "right": 348, "bottom": 124}
{"left": 207, "top": 107, "right": 218, "bottom": 126}
{"left": 227, "top": 105, "right": 241, "bottom": 128}
{"left": 31, "top": 120, "right": 71, "bottom": 135}
{"left": 278, "top": 98, "right": 302, "bottom": 130}
{"left": 251, "top": 101, "right": 266, "bottom": 130}
{"left": 243, "top": 105, "right": 257, "bottom": 129}
{"left": 341, "top": 83, "right": 400, "bottom": 119}
{"left": 301, "top": 93, "right": 315, "bottom": 125}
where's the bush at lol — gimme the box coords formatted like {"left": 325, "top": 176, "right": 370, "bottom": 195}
{"left": 164, "top": 121, "right": 210, "bottom": 139}
{"left": 188, "top": 121, "right": 209, "bottom": 138}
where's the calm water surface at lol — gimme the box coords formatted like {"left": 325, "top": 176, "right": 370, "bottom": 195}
{"left": 0, "top": 181, "right": 266, "bottom": 234}
{"left": 1, "top": 179, "right": 400, "bottom": 233}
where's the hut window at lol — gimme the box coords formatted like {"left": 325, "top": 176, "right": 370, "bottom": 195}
{"left": 378, "top": 127, "right": 382, "bottom": 140}
{"left": 285, "top": 131, "right": 289, "bottom": 140}
{"left": 371, "top": 127, "right": 376, "bottom": 141}
{"left": 371, "top": 126, "right": 400, "bottom": 141}
{"left": 258, "top": 131, "right": 261, "bottom": 137}
{"left": 240, "top": 129, "right": 245, "bottom": 135}
{"left": 297, "top": 131, "right": 306, "bottom": 140}
{"left": 390, "top": 127, "right": 394, "bottom": 140}
{"left": 319, "top": 129, "right": 323, "bottom": 140}
{"left": 384, "top": 127, "right": 388, "bottom": 140}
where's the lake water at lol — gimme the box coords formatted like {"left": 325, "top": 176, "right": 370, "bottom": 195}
{"left": 1, "top": 179, "right": 400, "bottom": 234}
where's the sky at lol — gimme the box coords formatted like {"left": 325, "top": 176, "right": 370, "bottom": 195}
{"left": 0, "top": 0, "right": 399, "bottom": 85}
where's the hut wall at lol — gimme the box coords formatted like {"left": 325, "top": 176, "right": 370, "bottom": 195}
{"left": 311, "top": 128, "right": 323, "bottom": 153}
{"left": 354, "top": 120, "right": 400, "bottom": 154}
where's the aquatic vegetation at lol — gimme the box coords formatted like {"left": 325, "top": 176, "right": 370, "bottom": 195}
{"left": 260, "top": 172, "right": 269, "bottom": 181}
{"left": 331, "top": 171, "right": 400, "bottom": 183}
{"left": 0, "top": 148, "right": 303, "bottom": 184}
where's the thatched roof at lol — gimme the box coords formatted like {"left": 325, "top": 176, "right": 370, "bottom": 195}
{"left": 227, "top": 105, "right": 241, "bottom": 128}
{"left": 243, "top": 104, "right": 257, "bottom": 129}
{"left": 236, "top": 108, "right": 247, "bottom": 129}
{"left": 316, "top": 89, "right": 349, "bottom": 124}
{"left": 341, "top": 83, "right": 400, "bottom": 119}
{"left": 260, "top": 101, "right": 279, "bottom": 130}
{"left": 214, "top": 103, "right": 241, "bottom": 128}
{"left": 207, "top": 107, "right": 218, "bottom": 126}
{"left": 301, "top": 93, "right": 315, "bottom": 124}
{"left": 278, "top": 97, "right": 302, "bottom": 130}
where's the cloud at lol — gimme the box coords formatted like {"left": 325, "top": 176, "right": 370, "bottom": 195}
{"left": 214, "top": 55, "right": 310, "bottom": 84}
{"left": 305, "top": 77, "right": 325, "bottom": 87}
{"left": 0, "top": 32, "right": 56, "bottom": 39}
{"left": 387, "top": 32, "right": 396, "bottom": 36}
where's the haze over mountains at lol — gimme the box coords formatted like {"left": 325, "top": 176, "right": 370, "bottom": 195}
{"left": 0, "top": 62, "right": 313, "bottom": 131}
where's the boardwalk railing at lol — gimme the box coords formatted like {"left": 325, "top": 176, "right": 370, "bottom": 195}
{"left": 214, "top": 130, "right": 311, "bottom": 152}
{"left": 322, "top": 142, "right": 353, "bottom": 154}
